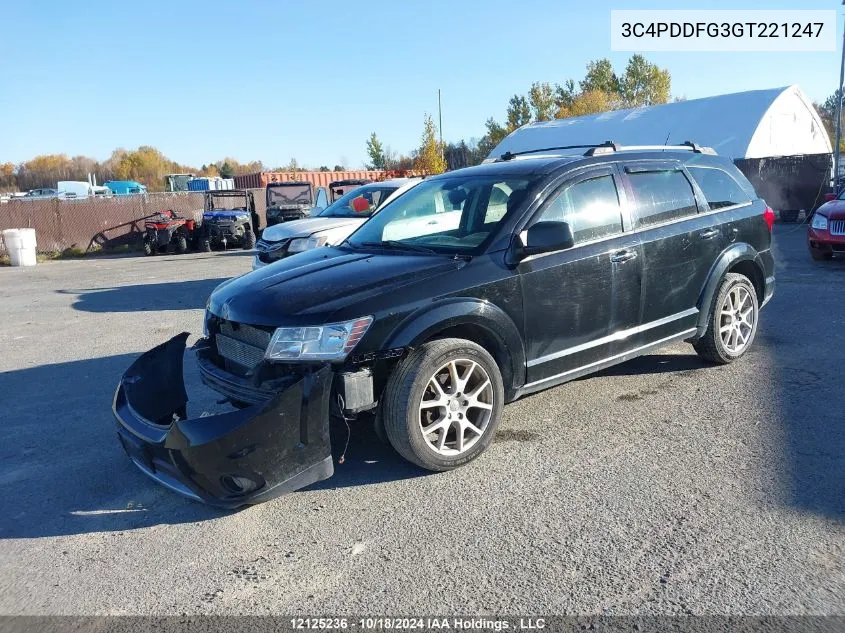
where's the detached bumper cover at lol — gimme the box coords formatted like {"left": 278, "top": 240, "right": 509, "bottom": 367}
{"left": 113, "top": 333, "right": 334, "bottom": 508}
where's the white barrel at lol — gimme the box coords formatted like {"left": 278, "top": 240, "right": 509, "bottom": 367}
{"left": 2, "top": 228, "right": 37, "bottom": 266}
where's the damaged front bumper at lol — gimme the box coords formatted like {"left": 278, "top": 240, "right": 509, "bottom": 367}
{"left": 112, "top": 333, "right": 334, "bottom": 509}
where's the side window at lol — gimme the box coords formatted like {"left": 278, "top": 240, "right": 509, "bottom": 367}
{"left": 687, "top": 166, "right": 751, "bottom": 210}
{"left": 314, "top": 187, "right": 328, "bottom": 209}
{"left": 539, "top": 174, "right": 623, "bottom": 243}
{"left": 627, "top": 169, "right": 698, "bottom": 228}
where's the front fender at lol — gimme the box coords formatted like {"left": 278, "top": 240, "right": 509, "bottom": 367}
{"left": 695, "top": 243, "right": 762, "bottom": 334}
{"left": 385, "top": 298, "right": 526, "bottom": 395}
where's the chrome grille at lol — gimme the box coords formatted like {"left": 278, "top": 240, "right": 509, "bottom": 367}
{"left": 219, "top": 321, "right": 272, "bottom": 348}
{"left": 830, "top": 219, "right": 845, "bottom": 236}
{"left": 215, "top": 322, "right": 272, "bottom": 370}
{"left": 215, "top": 336, "right": 265, "bottom": 369}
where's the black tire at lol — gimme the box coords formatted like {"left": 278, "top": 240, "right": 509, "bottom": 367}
{"left": 693, "top": 273, "right": 759, "bottom": 365}
{"left": 175, "top": 235, "right": 188, "bottom": 253}
{"left": 200, "top": 238, "right": 212, "bottom": 253}
{"left": 372, "top": 407, "right": 387, "bottom": 445}
{"left": 810, "top": 248, "right": 832, "bottom": 261}
{"left": 382, "top": 338, "right": 504, "bottom": 472}
{"left": 142, "top": 240, "right": 154, "bottom": 256}
{"left": 242, "top": 229, "right": 256, "bottom": 250}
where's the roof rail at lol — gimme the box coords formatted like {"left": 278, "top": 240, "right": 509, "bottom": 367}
{"left": 498, "top": 140, "right": 716, "bottom": 162}
{"left": 498, "top": 143, "right": 615, "bottom": 161}
{"left": 584, "top": 140, "right": 717, "bottom": 156}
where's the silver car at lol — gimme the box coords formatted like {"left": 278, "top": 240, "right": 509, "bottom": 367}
{"left": 252, "top": 178, "right": 421, "bottom": 270}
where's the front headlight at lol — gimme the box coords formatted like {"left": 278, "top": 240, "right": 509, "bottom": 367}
{"left": 811, "top": 213, "right": 829, "bottom": 230}
{"left": 288, "top": 235, "right": 329, "bottom": 253}
{"left": 264, "top": 316, "right": 373, "bottom": 361}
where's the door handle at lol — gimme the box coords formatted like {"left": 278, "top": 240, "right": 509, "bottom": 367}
{"left": 698, "top": 228, "right": 720, "bottom": 240}
{"left": 610, "top": 249, "right": 637, "bottom": 263}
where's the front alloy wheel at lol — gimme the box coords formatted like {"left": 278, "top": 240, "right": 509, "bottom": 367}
{"left": 419, "top": 358, "right": 494, "bottom": 456}
{"left": 383, "top": 338, "right": 504, "bottom": 471}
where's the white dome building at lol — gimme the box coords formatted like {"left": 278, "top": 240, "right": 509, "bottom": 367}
{"left": 488, "top": 85, "right": 832, "bottom": 217}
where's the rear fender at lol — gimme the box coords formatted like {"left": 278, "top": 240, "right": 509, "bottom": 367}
{"left": 695, "top": 243, "right": 762, "bottom": 335}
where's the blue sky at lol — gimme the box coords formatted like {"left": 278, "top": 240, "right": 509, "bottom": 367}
{"left": 0, "top": 0, "right": 841, "bottom": 169}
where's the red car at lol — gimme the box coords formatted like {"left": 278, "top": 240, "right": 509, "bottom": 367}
{"left": 808, "top": 192, "right": 845, "bottom": 260}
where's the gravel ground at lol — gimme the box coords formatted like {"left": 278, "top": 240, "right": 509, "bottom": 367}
{"left": 0, "top": 226, "right": 842, "bottom": 616}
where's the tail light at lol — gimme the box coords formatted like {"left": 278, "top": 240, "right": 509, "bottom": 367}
{"left": 763, "top": 206, "right": 775, "bottom": 232}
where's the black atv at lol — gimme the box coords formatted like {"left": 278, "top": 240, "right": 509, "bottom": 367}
{"left": 142, "top": 210, "right": 196, "bottom": 256}
{"left": 265, "top": 181, "right": 316, "bottom": 227}
{"left": 199, "top": 190, "right": 259, "bottom": 252}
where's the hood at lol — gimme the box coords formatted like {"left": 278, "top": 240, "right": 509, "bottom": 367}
{"left": 260, "top": 217, "right": 363, "bottom": 242}
{"left": 817, "top": 200, "right": 845, "bottom": 220}
{"left": 204, "top": 210, "right": 249, "bottom": 220}
{"left": 209, "top": 247, "right": 466, "bottom": 326}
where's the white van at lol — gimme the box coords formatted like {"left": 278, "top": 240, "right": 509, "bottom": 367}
{"left": 57, "top": 181, "right": 94, "bottom": 199}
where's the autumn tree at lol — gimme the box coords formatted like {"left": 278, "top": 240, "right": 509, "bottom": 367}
{"left": 414, "top": 113, "right": 446, "bottom": 174}
{"left": 528, "top": 82, "right": 557, "bottom": 122}
{"left": 506, "top": 95, "right": 531, "bottom": 130}
{"left": 365, "top": 132, "right": 386, "bottom": 170}
{"left": 580, "top": 58, "right": 620, "bottom": 95}
{"left": 0, "top": 162, "right": 16, "bottom": 191}
{"left": 558, "top": 90, "right": 616, "bottom": 118}
{"left": 620, "top": 54, "right": 670, "bottom": 107}
{"left": 815, "top": 90, "right": 845, "bottom": 152}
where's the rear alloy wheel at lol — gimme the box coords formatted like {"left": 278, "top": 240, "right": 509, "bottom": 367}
{"left": 693, "top": 272, "right": 759, "bottom": 364}
{"left": 383, "top": 338, "right": 504, "bottom": 471}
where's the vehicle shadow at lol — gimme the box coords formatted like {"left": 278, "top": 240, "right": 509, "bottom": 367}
{"left": 315, "top": 419, "right": 427, "bottom": 491}
{"left": 590, "top": 352, "right": 711, "bottom": 378}
{"left": 765, "top": 227, "right": 845, "bottom": 519}
{"left": 0, "top": 351, "right": 422, "bottom": 539}
{"left": 58, "top": 278, "right": 231, "bottom": 313}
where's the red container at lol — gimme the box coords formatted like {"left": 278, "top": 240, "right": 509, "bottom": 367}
{"left": 233, "top": 170, "right": 424, "bottom": 191}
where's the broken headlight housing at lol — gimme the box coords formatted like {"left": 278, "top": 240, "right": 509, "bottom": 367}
{"left": 264, "top": 316, "right": 373, "bottom": 361}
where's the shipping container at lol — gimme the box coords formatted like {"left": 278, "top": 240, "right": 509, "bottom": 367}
{"left": 234, "top": 170, "right": 424, "bottom": 191}
{"left": 187, "top": 177, "right": 235, "bottom": 192}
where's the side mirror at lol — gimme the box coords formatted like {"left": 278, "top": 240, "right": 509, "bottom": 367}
{"left": 824, "top": 192, "right": 836, "bottom": 202}
{"left": 508, "top": 221, "right": 574, "bottom": 265}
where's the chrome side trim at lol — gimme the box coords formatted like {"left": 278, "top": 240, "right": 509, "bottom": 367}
{"left": 522, "top": 328, "right": 698, "bottom": 391}
{"left": 527, "top": 308, "right": 698, "bottom": 368}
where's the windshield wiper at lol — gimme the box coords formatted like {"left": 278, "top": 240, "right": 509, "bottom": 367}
{"left": 358, "top": 240, "right": 440, "bottom": 254}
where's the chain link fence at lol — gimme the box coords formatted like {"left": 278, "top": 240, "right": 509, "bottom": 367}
{"left": 0, "top": 189, "right": 268, "bottom": 254}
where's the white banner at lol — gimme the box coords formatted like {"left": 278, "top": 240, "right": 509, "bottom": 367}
{"left": 611, "top": 10, "right": 836, "bottom": 52}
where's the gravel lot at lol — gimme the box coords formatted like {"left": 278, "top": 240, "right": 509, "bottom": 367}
{"left": 0, "top": 226, "right": 842, "bottom": 616}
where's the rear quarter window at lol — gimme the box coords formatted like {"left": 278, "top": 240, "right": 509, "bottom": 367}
{"left": 687, "top": 166, "right": 752, "bottom": 210}
{"left": 627, "top": 169, "right": 698, "bottom": 228}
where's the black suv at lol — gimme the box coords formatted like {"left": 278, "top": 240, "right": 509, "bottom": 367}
{"left": 113, "top": 142, "right": 775, "bottom": 507}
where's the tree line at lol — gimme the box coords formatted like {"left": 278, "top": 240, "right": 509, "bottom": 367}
{"left": 0, "top": 148, "right": 351, "bottom": 193}
{"left": 368, "top": 54, "right": 673, "bottom": 174}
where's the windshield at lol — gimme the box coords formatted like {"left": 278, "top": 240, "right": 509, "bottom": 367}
{"left": 346, "top": 176, "right": 532, "bottom": 254}
{"left": 209, "top": 194, "right": 248, "bottom": 211}
{"left": 267, "top": 184, "right": 312, "bottom": 206}
{"left": 319, "top": 185, "right": 399, "bottom": 218}
{"left": 837, "top": 189, "right": 845, "bottom": 201}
